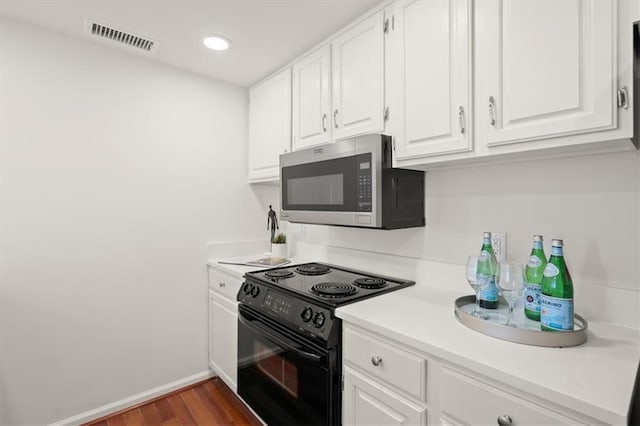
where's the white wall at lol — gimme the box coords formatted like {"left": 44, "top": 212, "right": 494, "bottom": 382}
{"left": 0, "top": 18, "right": 277, "bottom": 425}
{"left": 292, "top": 150, "right": 640, "bottom": 328}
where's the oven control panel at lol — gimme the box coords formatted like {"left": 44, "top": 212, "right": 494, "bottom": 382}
{"left": 238, "top": 281, "right": 337, "bottom": 345}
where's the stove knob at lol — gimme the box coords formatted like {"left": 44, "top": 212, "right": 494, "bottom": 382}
{"left": 243, "top": 283, "right": 252, "bottom": 294}
{"left": 301, "top": 307, "right": 313, "bottom": 322}
{"left": 250, "top": 285, "right": 260, "bottom": 298}
{"left": 313, "top": 312, "right": 325, "bottom": 328}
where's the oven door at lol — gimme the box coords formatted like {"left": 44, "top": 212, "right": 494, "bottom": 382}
{"left": 237, "top": 305, "right": 340, "bottom": 426}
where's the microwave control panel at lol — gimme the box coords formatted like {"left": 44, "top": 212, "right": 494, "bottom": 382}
{"left": 356, "top": 154, "right": 372, "bottom": 212}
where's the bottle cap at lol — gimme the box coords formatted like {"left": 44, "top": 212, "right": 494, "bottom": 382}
{"left": 551, "top": 239, "right": 564, "bottom": 247}
{"left": 483, "top": 232, "right": 492, "bottom": 238}
{"left": 533, "top": 235, "right": 544, "bottom": 242}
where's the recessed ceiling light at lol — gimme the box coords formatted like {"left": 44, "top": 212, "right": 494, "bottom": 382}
{"left": 203, "top": 36, "right": 231, "bottom": 51}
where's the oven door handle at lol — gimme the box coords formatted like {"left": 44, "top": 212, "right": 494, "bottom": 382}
{"left": 238, "top": 311, "right": 324, "bottom": 363}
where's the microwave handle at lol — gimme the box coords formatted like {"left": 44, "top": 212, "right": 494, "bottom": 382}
{"left": 238, "top": 308, "right": 323, "bottom": 363}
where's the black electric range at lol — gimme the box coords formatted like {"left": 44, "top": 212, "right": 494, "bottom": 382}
{"left": 236, "top": 262, "right": 414, "bottom": 426}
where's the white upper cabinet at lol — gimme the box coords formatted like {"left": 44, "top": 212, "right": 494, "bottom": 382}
{"left": 476, "top": 0, "right": 617, "bottom": 147}
{"left": 393, "top": 0, "right": 472, "bottom": 160}
{"left": 331, "top": 11, "right": 385, "bottom": 141}
{"left": 248, "top": 68, "right": 291, "bottom": 183}
{"left": 292, "top": 46, "right": 332, "bottom": 150}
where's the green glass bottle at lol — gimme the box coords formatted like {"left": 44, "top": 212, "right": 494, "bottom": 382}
{"left": 524, "top": 235, "right": 547, "bottom": 321}
{"left": 477, "top": 232, "right": 498, "bottom": 309}
{"left": 540, "top": 239, "right": 574, "bottom": 331}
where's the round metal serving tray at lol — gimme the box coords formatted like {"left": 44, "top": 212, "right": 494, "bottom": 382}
{"left": 454, "top": 295, "right": 588, "bottom": 347}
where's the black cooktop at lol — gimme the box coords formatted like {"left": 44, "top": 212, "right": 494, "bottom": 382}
{"left": 244, "top": 262, "right": 415, "bottom": 309}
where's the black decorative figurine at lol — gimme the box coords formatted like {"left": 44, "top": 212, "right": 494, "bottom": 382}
{"left": 267, "top": 205, "right": 279, "bottom": 242}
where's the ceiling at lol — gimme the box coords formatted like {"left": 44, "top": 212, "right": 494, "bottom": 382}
{"left": 0, "top": 0, "right": 382, "bottom": 87}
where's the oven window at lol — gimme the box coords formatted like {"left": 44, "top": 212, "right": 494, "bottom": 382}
{"left": 287, "top": 174, "right": 344, "bottom": 205}
{"left": 255, "top": 342, "right": 299, "bottom": 398}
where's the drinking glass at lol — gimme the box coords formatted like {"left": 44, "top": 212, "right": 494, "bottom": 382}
{"left": 497, "top": 262, "right": 524, "bottom": 327}
{"left": 466, "top": 255, "right": 493, "bottom": 319}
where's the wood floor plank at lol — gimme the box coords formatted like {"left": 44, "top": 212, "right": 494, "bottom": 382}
{"left": 166, "top": 393, "right": 198, "bottom": 426}
{"left": 82, "top": 378, "right": 260, "bottom": 426}
{"left": 193, "top": 381, "right": 232, "bottom": 424}
{"left": 154, "top": 398, "right": 176, "bottom": 423}
{"left": 180, "top": 388, "right": 220, "bottom": 425}
{"left": 122, "top": 409, "right": 144, "bottom": 426}
{"left": 106, "top": 414, "right": 127, "bottom": 426}
{"left": 206, "top": 380, "right": 262, "bottom": 426}
{"left": 139, "top": 403, "right": 163, "bottom": 425}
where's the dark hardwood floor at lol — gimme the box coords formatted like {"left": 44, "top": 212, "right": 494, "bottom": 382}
{"left": 85, "top": 377, "right": 261, "bottom": 426}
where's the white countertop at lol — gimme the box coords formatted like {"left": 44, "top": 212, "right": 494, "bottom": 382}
{"left": 336, "top": 285, "right": 640, "bottom": 424}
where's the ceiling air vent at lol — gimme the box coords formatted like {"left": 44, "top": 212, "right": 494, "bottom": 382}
{"left": 86, "top": 20, "right": 158, "bottom": 53}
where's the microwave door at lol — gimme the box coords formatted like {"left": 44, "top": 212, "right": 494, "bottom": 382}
{"left": 281, "top": 155, "right": 366, "bottom": 227}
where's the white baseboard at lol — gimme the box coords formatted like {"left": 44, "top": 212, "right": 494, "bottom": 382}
{"left": 49, "top": 370, "right": 215, "bottom": 426}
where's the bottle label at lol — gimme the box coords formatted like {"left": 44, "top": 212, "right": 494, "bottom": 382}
{"left": 527, "top": 256, "right": 542, "bottom": 268}
{"left": 540, "top": 295, "right": 574, "bottom": 330}
{"left": 524, "top": 282, "right": 541, "bottom": 313}
{"left": 478, "top": 276, "right": 498, "bottom": 302}
{"left": 543, "top": 263, "right": 559, "bottom": 277}
{"left": 479, "top": 250, "right": 491, "bottom": 260}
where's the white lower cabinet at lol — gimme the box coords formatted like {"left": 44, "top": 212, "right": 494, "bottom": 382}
{"left": 342, "top": 323, "right": 601, "bottom": 426}
{"left": 208, "top": 266, "right": 242, "bottom": 392}
{"left": 439, "top": 366, "right": 583, "bottom": 426}
{"left": 343, "top": 325, "right": 428, "bottom": 426}
{"left": 343, "top": 366, "right": 427, "bottom": 426}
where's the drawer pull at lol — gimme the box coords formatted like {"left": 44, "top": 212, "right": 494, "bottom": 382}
{"left": 219, "top": 282, "right": 226, "bottom": 288}
{"left": 371, "top": 356, "right": 382, "bottom": 367}
{"left": 497, "top": 415, "right": 512, "bottom": 426}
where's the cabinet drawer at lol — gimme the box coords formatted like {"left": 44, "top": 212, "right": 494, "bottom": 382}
{"left": 208, "top": 266, "right": 242, "bottom": 302}
{"left": 344, "top": 326, "right": 427, "bottom": 401}
{"left": 440, "top": 367, "right": 582, "bottom": 425}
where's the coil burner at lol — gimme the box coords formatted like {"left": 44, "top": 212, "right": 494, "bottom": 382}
{"left": 296, "top": 263, "right": 331, "bottom": 276}
{"left": 264, "top": 270, "right": 295, "bottom": 279}
{"left": 353, "top": 277, "right": 388, "bottom": 289}
{"left": 311, "top": 283, "right": 357, "bottom": 298}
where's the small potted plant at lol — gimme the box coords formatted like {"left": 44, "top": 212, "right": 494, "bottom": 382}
{"left": 271, "top": 232, "right": 288, "bottom": 259}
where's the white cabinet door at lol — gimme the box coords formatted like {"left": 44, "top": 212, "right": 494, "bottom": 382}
{"left": 292, "top": 45, "right": 331, "bottom": 150}
{"left": 343, "top": 366, "right": 427, "bottom": 426}
{"left": 394, "top": 0, "right": 471, "bottom": 160}
{"left": 248, "top": 68, "right": 291, "bottom": 182}
{"left": 476, "top": 0, "right": 616, "bottom": 147}
{"left": 331, "top": 11, "right": 385, "bottom": 141}
{"left": 439, "top": 367, "right": 583, "bottom": 425}
{"left": 209, "top": 290, "right": 238, "bottom": 391}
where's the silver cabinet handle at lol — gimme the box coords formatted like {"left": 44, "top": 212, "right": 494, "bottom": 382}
{"left": 618, "top": 87, "right": 629, "bottom": 110}
{"left": 322, "top": 113, "right": 327, "bottom": 132}
{"left": 333, "top": 109, "right": 339, "bottom": 128}
{"left": 458, "top": 106, "right": 465, "bottom": 134}
{"left": 497, "top": 415, "right": 512, "bottom": 426}
{"left": 371, "top": 356, "right": 382, "bottom": 366}
{"left": 219, "top": 282, "right": 226, "bottom": 288}
{"left": 489, "top": 96, "right": 496, "bottom": 126}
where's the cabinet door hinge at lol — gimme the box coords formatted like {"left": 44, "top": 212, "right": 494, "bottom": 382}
{"left": 383, "top": 106, "right": 390, "bottom": 122}
{"left": 617, "top": 87, "right": 629, "bottom": 110}
{"left": 392, "top": 139, "right": 396, "bottom": 153}
{"left": 383, "top": 18, "right": 389, "bottom": 34}
{"left": 392, "top": 15, "right": 395, "bottom": 31}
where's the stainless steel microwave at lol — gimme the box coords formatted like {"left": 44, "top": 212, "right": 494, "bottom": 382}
{"left": 279, "top": 134, "right": 425, "bottom": 229}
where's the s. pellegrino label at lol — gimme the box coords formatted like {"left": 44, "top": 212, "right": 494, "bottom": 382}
{"left": 524, "top": 235, "right": 546, "bottom": 321}
{"left": 540, "top": 294, "right": 574, "bottom": 331}
{"left": 540, "top": 240, "right": 574, "bottom": 331}
{"left": 477, "top": 233, "right": 498, "bottom": 309}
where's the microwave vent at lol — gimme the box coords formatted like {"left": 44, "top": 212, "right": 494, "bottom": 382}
{"left": 86, "top": 20, "right": 158, "bottom": 53}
